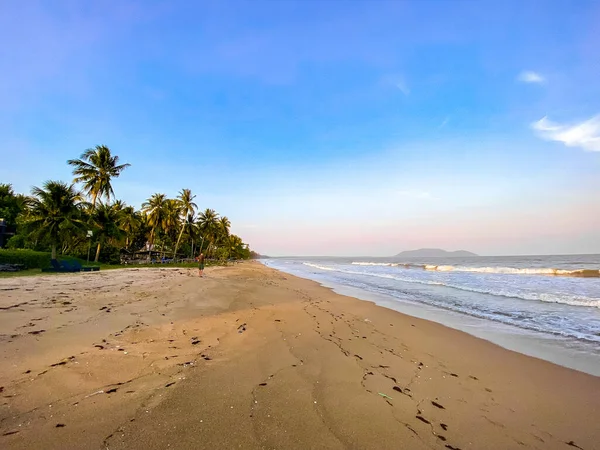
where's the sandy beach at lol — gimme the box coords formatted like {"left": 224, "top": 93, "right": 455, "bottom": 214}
{"left": 1, "top": 262, "right": 598, "bottom": 449}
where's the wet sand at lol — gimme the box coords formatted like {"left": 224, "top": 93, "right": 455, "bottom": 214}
{"left": 1, "top": 262, "right": 598, "bottom": 449}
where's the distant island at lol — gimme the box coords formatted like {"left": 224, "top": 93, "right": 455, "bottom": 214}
{"left": 395, "top": 248, "right": 478, "bottom": 257}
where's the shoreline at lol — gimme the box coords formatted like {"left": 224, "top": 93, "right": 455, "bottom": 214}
{"left": 264, "top": 259, "right": 600, "bottom": 376}
{"left": 280, "top": 268, "right": 600, "bottom": 376}
{"left": 1, "top": 262, "right": 599, "bottom": 449}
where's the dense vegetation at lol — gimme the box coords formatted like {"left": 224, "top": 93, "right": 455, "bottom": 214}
{"left": 0, "top": 146, "right": 253, "bottom": 264}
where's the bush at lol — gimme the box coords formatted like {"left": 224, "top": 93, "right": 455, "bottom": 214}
{"left": 0, "top": 249, "right": 101, "bottom": 269}
{"left": 0, "top": 249, "right": 52, "bottom": 269}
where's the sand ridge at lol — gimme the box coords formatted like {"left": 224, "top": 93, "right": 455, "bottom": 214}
{"left": 1, "top": 263, "right": 599, "bottom": 449}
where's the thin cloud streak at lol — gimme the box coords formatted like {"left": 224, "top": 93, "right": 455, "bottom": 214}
{"left": 517, "top": 70, "right": 545, "bottom": 84}
{"left": 395, "top": 79, "right": 410, "bottom": 96}
{"left": 396, "top": 190, "right": 436, "bottom": 200}
{"left": 532, "top": 115, "right": 600, "bottom": 152}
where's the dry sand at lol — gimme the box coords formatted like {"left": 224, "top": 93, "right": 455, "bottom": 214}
{"left": 0, "top": 262, "right": 598, "bottom": 449}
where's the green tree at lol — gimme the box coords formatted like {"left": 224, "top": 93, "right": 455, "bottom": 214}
{"left": 0, "top": 184, "right": 27, "bottom": 227}
{"left": 91, "top": 202, "right": 125, "bottom": 262}
{"left": 217, "top": 216, "right": 231, "bottom": 258}
{"left": 118, "top": 205, "right": 141, "bottom": 250}
{"left": 198, "top": 208, "right": 219, "bottom": 256}
{"left": 27, "top": 181, "right": 83, "bottom": 259}
{"left": 67, "top": 145, "right": 130, "bottom": 208}
{"left": 161, "top": 199, "right": 181, "bottom": 255}
{"left": 173, "top": 189, "right": 197, "bottom": 258}
{"left": 142, "top": 193, "right": 167, "bottom": 248}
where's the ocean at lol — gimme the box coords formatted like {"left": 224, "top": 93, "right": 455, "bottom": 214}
{"left": 261, "top": 254, "right": 600, "bottom": 376}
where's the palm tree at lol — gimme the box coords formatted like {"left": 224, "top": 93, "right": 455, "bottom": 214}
{"left": 27, "top": 181, "right": 83, "bottom": 259}
{"left": 141, "top": 193, "right": 167, "bottom": 248}
{"left": 217, "top": 216, "right": 231, "bottom": 259}
{"left": 173, "top": 189, "right": 197, "bottom": 258}
{"left": 228, "top": 234, "right": 245, "bottom": 259}
{"left": 162, "top": 199, "right": 181, "bottom": 254}
{"left": 183, "top": 213, "right": 199, "bottom": 257}
{"left": 91, "top": 202, "right": 125, "bottom": 262}
{"left": 118, "top": 205, "right": 140, "bottom": 250}
{"left": 198, "top": 208, "right": 219, "bottom": 256}
{"left": 67, "top": 145, "right": 130, "bottom": 208}
{"left": 218, "top": 216, "right": 231, "bottom": 239}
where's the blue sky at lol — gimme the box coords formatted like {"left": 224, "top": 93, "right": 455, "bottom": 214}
{"left": 1, "top": 0, "right": 599, "bottom": 256}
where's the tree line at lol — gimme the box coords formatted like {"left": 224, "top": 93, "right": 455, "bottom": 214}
{"left": 0, "top": 145, "right": 253, "bottom": 263}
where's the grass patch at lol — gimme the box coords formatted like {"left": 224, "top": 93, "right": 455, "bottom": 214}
{"left": 0, "top": 268, "right": 46, "bottom": 278}
{"left": 0, "top": 260, "right": 231, "bottom": 278}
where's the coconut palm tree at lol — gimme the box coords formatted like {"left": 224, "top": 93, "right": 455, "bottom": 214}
{"left": 216, "top": 216, "right": 231, "bottom": 258}
{"left": 182, "top": 213, "right": 199, "bottom": 257}
{"left": 228, "top": 234, "right": 245, "bottom": 259}
{"left": 198, "top": 208, "right": 219, "bottom": 256}
{"left": 142, "top": 193, "right": 167, "bottom": 248}
{"left": 161, "top": 199, "right": 181, "bottom": 254}
{"left": 218, "top": 216, "right": 231, "bottom": 238}
{"left": 27, "top": 181, "right": 83, "bottom": 259}
{"left": 91, "top": 202, "right": 125, "bottom": 262}
{"left": 172, "top": 189, "right": 197, "bottom": 258}
{"left": 118, "top": 205, "right": 140, "bottom": 250}
{"left": 67, "top": 145, "right": 130, "bottom": 208}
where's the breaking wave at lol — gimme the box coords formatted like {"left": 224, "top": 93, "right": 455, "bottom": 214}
{"left": 350, "top": 262, "right": 600, "bottom": 278}
{"left": 305, "top": 263, "right": 600, "bottom": 308}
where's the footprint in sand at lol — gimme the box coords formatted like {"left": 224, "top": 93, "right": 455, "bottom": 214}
{"left": 51, "top": 356, "right": 75, "bottom": 367}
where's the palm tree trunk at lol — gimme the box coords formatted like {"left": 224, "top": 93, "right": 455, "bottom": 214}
{"left": 95, "top": 242, "right": 102, "bottom": 262}
{"left": 173, "top": 225, "right": 185, "bottom": 259}
{"left": 51, "top": 243, "right": 57, "bottom": 260}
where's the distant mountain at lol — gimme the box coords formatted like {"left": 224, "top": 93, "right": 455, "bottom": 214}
{"left": 394, "top": 248, "right": 478, "bottom": 257}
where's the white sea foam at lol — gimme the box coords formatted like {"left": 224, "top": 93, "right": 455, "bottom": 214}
{"left": 350, "top": 262, "right": 599, "bottom": 277}
{"left": 351, "top": 262, "right": 396, "bottom": 266}
{"left": 423, "top": 265, "right": 599, "bottom": 277}
{"left": 303, "top": 262, "right": 338, "bottom": 271}
{"left": 306, "top": 263, "right": 600, "bottom": 308}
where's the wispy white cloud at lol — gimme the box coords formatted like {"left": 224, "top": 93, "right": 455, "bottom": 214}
{"left": 517, "top": 71, "right": 545, "bottom": 84}
{"left": 438, "top": 116, "right": 450, "bottom": 129}
{"left": 380, "top": 74, "right": 410, "bottom": 95}
{"left": 395, "top": 79, "right": 410, "bottom": 96}
{"left": 532, "top": 115, "right": 600, "bottom": 152}
{"left": 396, "top": 190, "right": 436, "bottom": 200}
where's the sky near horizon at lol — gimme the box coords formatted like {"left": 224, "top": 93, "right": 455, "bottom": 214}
{"left": 1, "top": 0, "right": 599, "bottom": 256}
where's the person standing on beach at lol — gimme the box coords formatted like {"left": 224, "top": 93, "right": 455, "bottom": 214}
{"left": 198, "top": 252, "right": 205, "bottom": 277}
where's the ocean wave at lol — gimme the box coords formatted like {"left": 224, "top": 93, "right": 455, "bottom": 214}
{"left": 423, "top": 265, "right": 600, "bottom": 277}
{"left": 303, "top": 262, "right": 339, "bottom": 271}
{"left": 366, "top": 283, "right": 600, "bottom": 343}
{"left": 350, "top": 262, "right": 599, "bottom": 277}
{"left": 306, "top": 263, "right": 600, "bottom": 308}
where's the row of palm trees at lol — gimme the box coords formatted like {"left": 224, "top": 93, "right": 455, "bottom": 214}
{"left": 6, "top": 146, "right": 251, "bottom": 263}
